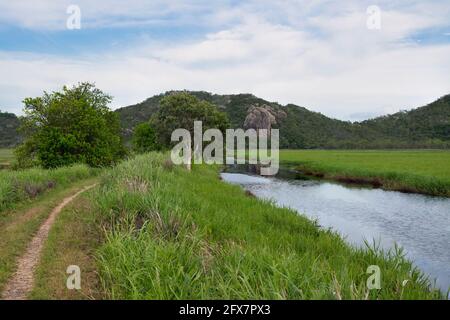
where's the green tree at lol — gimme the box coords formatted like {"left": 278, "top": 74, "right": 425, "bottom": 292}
{"left": 16, "top": 82, "right": 126, "bottom": 168}
{"left": 132, "top": 122, "right": 159, "bottom": 153}
{"left": 150, "top": 92, "right": 230, "bottom": 147}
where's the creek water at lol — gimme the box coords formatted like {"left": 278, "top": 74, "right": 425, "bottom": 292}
{"left": 220, "top": 167, "right": 450, "bottom": 294}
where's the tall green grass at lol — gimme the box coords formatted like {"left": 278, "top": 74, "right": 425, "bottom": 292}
{"left": 280, "top": 150, "right": 450, "bottom": 196}
{"left": 0, "top": 149, "right": 14, "bottom": 170}
{"left": 0, "top": 164, "right": 97, "bottom": 212}
{"left": 93, "top": 153, "right": 443, "bottom": 299}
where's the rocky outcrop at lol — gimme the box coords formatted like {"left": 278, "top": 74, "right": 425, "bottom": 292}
{"left": 243, "top": 104, "right": 285, "bottom": 135}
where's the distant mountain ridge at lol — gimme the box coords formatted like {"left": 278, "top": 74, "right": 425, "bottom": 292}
{"left": 116, "top": 91, "right": 450, "bottom": 149}
{"left": 0, "top": 111, "right": 20, "bottom": 148}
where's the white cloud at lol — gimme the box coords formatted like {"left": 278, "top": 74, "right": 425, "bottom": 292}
{"left": 0, "top": 1, "right": 449, "bottom": 120}
{"left": 0, "top": 0, "right": 233, "bottom": 30}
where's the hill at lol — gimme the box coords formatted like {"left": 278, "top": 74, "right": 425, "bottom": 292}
{"left": 359, "top": 95, "right": 450, "bottom": 148}
{"left": 116, "top": 91, "right": 450, "bottom": 149}
{"left": 2, "top": 93, "right": 449, "bottom": 149}
{"left": 0, "top": 111, "right": 20, "bottom": 148}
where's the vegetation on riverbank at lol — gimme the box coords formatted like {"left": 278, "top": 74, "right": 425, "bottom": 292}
{"left": 86, "top": 153, "right": 442, "bottom": 299}
{"left": 280, "top": 150, "right": 450, "bottom": 197}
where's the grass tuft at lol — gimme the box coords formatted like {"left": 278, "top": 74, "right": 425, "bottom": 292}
{"left": 0, "top": 164, "right": 97, "bottom": 212}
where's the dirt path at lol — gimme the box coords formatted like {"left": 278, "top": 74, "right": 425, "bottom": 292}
{"left": 1, "top": 184, "right": 97, "bottom": 300}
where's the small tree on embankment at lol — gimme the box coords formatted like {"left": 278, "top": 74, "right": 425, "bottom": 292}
{"left": 149, "top": 92, "right": 229, "bottom": 148}
{"left": 147, "top": 92, "right": 230, "bottom": 169}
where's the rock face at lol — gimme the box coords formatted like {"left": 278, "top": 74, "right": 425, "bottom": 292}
{"left": 243, "top": 105, "right": 283, "bottom": 136}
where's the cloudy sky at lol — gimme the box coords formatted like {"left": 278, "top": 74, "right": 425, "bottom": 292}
{"left": 0, "top": 0, "right": 449, "bottom": 120}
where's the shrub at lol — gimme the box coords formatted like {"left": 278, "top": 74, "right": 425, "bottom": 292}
{"left": 16, "top": 82, "right": 126, "bottom": 169}
{"left": 132, "top": 123, "right": 159, "bottom": 153}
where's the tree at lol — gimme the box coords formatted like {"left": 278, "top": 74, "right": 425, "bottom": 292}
{"left": 150, "top": 92, "right": 230, "bottom": 148}
{"left": 132, "top": 122, "right": 159, "bottom": 153}
{"left": 16, "top": 82, "right": 126, "bottom": 168}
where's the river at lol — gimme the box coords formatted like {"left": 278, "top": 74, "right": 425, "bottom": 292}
{"left": 220, "top": 167, "right": 450, "bottom": 294}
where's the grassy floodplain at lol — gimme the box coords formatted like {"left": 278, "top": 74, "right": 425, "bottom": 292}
{"left": 280, "top": 150, "right": 450, "bottom": 197}
{"left": 73, "top": 153, "right": 442, "bottom": 299}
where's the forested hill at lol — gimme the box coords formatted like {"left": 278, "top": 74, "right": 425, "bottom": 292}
{"left": 116, "top": 91, "right": 450, "bottom": 149}
{"left": 0, "top": 111, "right": 20, "bottom": 147}
{"left": 1, "top": 93, "right": 449, "bottom": 149}
{"left": 359, "top": 94, "right": 450, "bottom": 148}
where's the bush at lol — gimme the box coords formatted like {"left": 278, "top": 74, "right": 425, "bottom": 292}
{"left": 16, "top": 82, "right": 126, "bottom": 169}
{"left": 132, "top": 123, "right": 159, "bottom": 153}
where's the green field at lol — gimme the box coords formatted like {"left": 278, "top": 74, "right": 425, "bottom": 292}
{"left": 280, "top": 150, "right": 450, "bottom": 197}
{"left": 0, "top": 149, "right": 13, "bottom": 169}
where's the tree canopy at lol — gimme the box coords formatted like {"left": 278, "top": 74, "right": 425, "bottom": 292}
{"left": 132, "top": 122, "right": 159, "bottom": 153}
{"left": 150, "top": 92, "right": 230, "bottom": 148}
{"left": 15, "top": 82, "right": 126, "bottom": 168}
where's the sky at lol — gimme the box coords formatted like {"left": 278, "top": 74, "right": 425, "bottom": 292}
{"left": 0, "top": 0, "right": 449, "bottom": 121}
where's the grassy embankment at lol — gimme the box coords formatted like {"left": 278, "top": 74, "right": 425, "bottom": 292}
{"left": 0, "top": 149, "right": 13, "bottom": 170}
{"left": 33, "top": 153, "right": 443, "bottom": 299}
{"left": 0, "top": 163, "right": 98, "bottom": 293}
{"left": 0, "top": 164, "right": 97, "bottom": 212}
{"left": 280, "top": 150, "right": 450, "bottom": 197}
